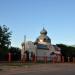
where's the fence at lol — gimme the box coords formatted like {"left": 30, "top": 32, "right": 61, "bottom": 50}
{"left": 1, "top": 53, "right": 75, "bottom": 63}
{"left": 20, "top": 55, "right": 75, "bottom": 63}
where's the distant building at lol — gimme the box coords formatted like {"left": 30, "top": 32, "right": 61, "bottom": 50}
{"left": 21, "top": 28, "right": 61, "bottom": 62}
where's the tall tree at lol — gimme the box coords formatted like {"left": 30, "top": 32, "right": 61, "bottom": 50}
{"left": 0, "top": 25, "right": 11, "bottom": 48}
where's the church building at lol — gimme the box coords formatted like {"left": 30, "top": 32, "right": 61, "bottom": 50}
{"left": 21, "top": 28, "right": 61, "bottom": 62}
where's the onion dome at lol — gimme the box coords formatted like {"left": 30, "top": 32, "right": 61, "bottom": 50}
{"left": 35, "top": 28, "right": 51, "bottom": 44}
{"left": 38, "top": 35, "right": 51, "bottom": 43}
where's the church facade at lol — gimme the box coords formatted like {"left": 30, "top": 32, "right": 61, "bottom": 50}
{"left": 21, "top": 28, "right": 61, "bottom": 62}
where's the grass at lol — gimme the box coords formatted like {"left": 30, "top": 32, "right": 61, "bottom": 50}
{"left": 0, "top": 62, "right": 35, "bottom": 67}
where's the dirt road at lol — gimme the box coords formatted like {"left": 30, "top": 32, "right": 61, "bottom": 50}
{"left": 0, "top": 63, "right": 75, "bottom": 75}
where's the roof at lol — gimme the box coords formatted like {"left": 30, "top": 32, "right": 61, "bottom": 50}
{"left": 37, "top": 44, "right": 49, "bottom": 50}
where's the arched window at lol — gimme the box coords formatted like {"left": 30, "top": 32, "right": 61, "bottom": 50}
{"left": 44, "top": 38, "right": 46, "bottom": 42}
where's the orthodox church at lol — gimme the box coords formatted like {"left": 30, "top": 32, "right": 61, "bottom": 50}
{"left": 21, "top": 28, "right": 61, "bottom": 62}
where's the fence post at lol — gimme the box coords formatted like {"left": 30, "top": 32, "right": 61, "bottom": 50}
{"left": 68, "top": 57, "right": 70, "bottom": 63}
{"left": 61, "top": 56, "right": 64, "bottom": 63}
{"left": 45, "top": 56, "right": 47, "bottom": 63}
{"left": 52, "top": 57, "right": 54, "bottom": 63}
{"left": 73, "top": 57, "right": 75, "bottom": 63}
{"left": 43, "top": 56, "right": 45, "bottom": 62}
{"left": 32, "top": 54, "right": 35, "bottom": 63}
{"left": 8, "top": 52, "right": 11, "bottom": 63}
{"left": 34, "top": 56, "right": 37, "bottom": 63}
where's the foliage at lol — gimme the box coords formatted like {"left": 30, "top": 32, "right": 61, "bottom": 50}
{"left": 57, "top": 44, "right": 75, "bottom": 62}
{"left": 0, "top": 25, "right": 12, "bottom": 60}
{"left": 9, "top": 47, "right": 21, "bottom": 61}
{"left": 0, "top": 46, "right": 9, "bottom": 61}
{"left": 0, "top": 25, "right": 12, "bottom": 48}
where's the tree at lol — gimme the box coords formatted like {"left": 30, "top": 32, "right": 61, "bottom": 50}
{"left": 0, "top": 25, "right": 12, "bottom": 48}
{"left": 9, "top": 47, "right": 21, "bottom": 61}
{"left": 0, "top": 25, "right": 12, "bottom": 61}
{"left": 57, "top": 44, "right": 75, "bottom": 62}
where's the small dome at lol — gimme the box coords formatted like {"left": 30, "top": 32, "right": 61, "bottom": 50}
{"left": 40, "top": 28, "right": 47, "bottom": 35}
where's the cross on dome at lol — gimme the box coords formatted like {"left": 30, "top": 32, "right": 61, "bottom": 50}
{"left": 40, "top": 27, "right": 47, "bottom": 35}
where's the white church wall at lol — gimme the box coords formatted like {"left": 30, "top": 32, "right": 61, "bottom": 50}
{"left": 36, "top": 49, "right": 51, "bottom": 61}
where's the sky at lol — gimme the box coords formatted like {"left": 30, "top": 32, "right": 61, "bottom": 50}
{"left": 0, "top": 0, "right": 75, "bottom": 48}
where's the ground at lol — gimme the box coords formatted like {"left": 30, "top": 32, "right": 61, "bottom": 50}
{"left": 0, "top": 63, "right": 75, "bottom": 75}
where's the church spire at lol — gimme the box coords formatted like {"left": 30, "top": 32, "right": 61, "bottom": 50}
{"left": 40, "top": 27, "right": 47, "bottom": 35}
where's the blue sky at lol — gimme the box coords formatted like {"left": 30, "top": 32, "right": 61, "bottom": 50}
{"left": 0, "top": 0, "right": 75, "bottom": 47}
